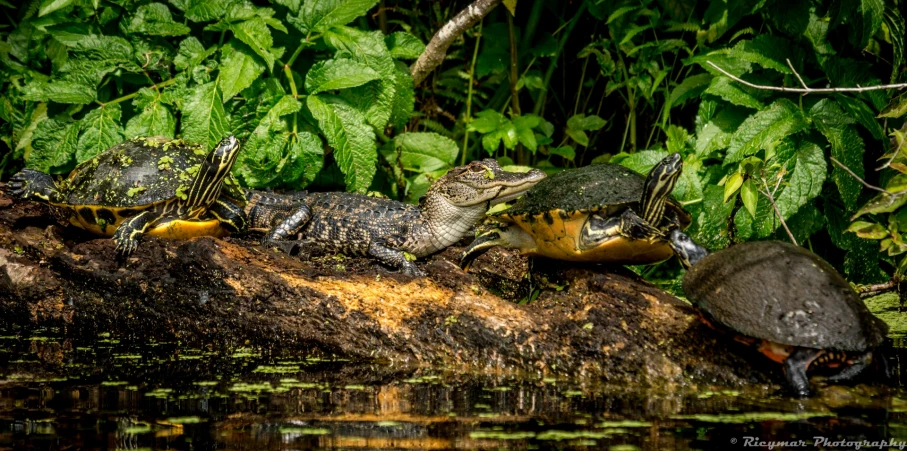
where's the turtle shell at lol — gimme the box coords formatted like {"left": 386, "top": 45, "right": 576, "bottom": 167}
{"left": 60, "top": 137, "right": 245, "bottom": 207}
{"left": 496, "top": 163, "right": 689, "bottom": 224}
{"left": 683, "top": 241, "right": 888, "bottom": 352}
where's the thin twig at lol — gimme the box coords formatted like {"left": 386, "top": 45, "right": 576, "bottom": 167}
{"left": 759, "top": 174, "right": 798, "bottom": 246}
{"left": 707, "top": 61, "right": 907, "bottom": 93}
{"left": 857, "top": 278, "right": 900, "bottom": 298}
{"left": 829, "top": 157, "right": 891, "bottom": 194}
{"left": 785, "top": 59, "right": 808, "bottom": 90}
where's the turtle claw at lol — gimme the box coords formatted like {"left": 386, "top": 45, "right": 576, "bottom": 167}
{"left": 114, "top": 237, "right": 139, "bottom": 258}
{"left": 400, "top": 261, "right": 425, "bottom": 277}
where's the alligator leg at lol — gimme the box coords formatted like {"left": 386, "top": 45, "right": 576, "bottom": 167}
{"left": 368, "top": 242, "right": 423, "bottom": 276}
{"left": 827, "top": 351, "right": 871, "bottom": 382}
{"left": 209, "top": 198, "right": 248, "bottom": 234}
{"left": 782, "top": 347, "right": 820, "bottom": 397}
{"left": 265, "top": 204, "right": 312, "bottom": 242}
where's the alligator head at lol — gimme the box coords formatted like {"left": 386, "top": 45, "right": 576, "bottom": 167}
{"left": 409, "top": 159, "right": 545, "bottom": 256}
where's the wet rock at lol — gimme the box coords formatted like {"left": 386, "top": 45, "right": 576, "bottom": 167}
{"left": 0, "top": 190, "right": 770, "bottom": 389}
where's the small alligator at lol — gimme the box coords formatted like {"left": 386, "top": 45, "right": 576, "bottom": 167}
{"left": 263, "top": 159, "right": 546, "bottom": 275}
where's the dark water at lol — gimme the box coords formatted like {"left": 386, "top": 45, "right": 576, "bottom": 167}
{"left": 2, "top": 331, "right": 907, "bottom": 450}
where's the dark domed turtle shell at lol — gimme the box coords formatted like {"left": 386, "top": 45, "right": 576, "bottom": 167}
{"left": 683, "top": 241, "right": 887, "bottom": 352}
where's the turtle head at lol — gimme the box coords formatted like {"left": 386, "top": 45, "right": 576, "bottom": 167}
{"left": 425, "top": 159, "right": 546, "bottom": 208}
{"left": 184, "top": 135, "right": 241, "bottom": 208}
{"left": 640, "top": 152, "right": 683, "bottom": 226}
{"left": 668, "top": 229, "right": 709, "bottom": 269}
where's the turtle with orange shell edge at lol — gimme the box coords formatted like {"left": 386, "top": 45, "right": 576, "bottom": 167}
{"left": 669, "top": 229, "right": 889, "bottom": 397}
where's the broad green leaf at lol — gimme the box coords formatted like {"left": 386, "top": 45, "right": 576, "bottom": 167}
{"left": 326, "top": 27, "right": 396, "bottom": 129}
{"left": 851, "top": 0, "right": 884, "bottom": 49}
{"left": 49, "top": 30, "right": 133, "bottom": 62}
{"left": 307, "top": 95, "right": 377, "bottom": 192}
{"left": 385, "top": 32, "right": 425, "bottom": 59}
{"left": 847, "top": 221, "right": 889, "bottom": 239}
{"left": 28, "top": 118, "right": 78, "bottom": 173}
{"left": 812, "top": 100, "right": 866, "bottom": 210}
{"left": 805, "top": 9, "right": 834, "bottom": 55}
{"left": 469, "top": 110, "right": 509, "bottom": 133}
{"left": 174, "top": 37, "right": 216, "bottom": 71}
{"left": 392, "top": 132, "right": 458, "bottom": 172}
{"left": 689, "top": 184, "right": 735, "bottom": 249}
{"left": 549, "top": 146, "right": 575, "bottom": 161}
{"left": 773, "top": 140, "right": 826, "bottom": 218}
{"left": 218, "top": 40, "right": 266, "bottom": 101}
{"left": 844, "top": 238, "right": 886, "bottom": 283}
{"left": 388, "top": 61, "right": 414, "bottom": 131}
{"left": 39, "top": 0, "right": 73, "bottom": 17}
{"left": 878, "top": 92, "right": 907, "bottom": 118}
{"left": 292, "top": 0, "right": 378, "bottom": 33}
{"left": 304, "top": 59, "right": 380, "bottom": 95}
{"left": 181, "top": 81, "right": 230, "bottom": 150}
{"left": 695, "top": 106, "right": 748, "bottom": 157}
{"left": 14, "top": 104, "right": 48, "bottom": 154}
{"left": 725, "top": 99, "right": 808, "bottom": 163}
{"left": 566, "top": 114, "right": 607, "bottom": 131}
{"left": 808, "top": 98, "right": 856, "bottom": 127}
{"left": 664, "top": 73, "right": 712, "bottom": 121}
{"left": 230, "top": 17, "right": 274, "bottom": 68}
{"left": 21, "top": 80, "right": 94, "bottom": 104}
{"left": 884, "top": 6, "right": 905, "bottom": 81}
{"left": 126, "top": 3, "right": 191, "bottom": 36}
{"left": 740, "top": 178, "right": 758, "bottom": 218}
{"left": 170, "top": 0, "right": 231, "bottom": 22}
{"left": 513, "top": 115, "right": 540, "bottom": 152}
{"left": 280, "top": 132, "right": 324, "bottom": 187}
{"left": 234, "top": 95, "right": 302, "bottom": 187}
{"left": 125, "top": 100, "right": 176, "bottom": 138}
{"left": 835, "top": 95, "right": 884, "bottom": 140}
{"left": 853, "top": 191, "right": 907, "bottom": 219}
{"left": 723, "top": 171, "right": 743, "bottom": 202}
{"left": 76, "top": 104, "right": 124, "bottom": 162}
{"left": 728, "top": 35, "right": 797, "bottom": 74}
{"left": 703, "top": 76, "right": 763, "bottom": 109}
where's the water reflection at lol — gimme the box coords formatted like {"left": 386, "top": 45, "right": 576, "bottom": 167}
{"left": 0, "top": 332, "right": 905, "bottom": 450}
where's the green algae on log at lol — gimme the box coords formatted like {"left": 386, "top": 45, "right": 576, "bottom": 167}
{"left": 0, "top": 189, "right": 777, "bottom": 388}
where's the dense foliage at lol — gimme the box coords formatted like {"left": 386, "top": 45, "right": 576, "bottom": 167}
{"left": 1, "top": 0, "right": 907, "bottom": 285}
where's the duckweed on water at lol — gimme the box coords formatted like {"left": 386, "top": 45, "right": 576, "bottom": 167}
{"left": 166, "top": 416, "right": 204, "bottom": 424}
{"left": 672, "top": 412, "right": 834, "bottom": 423}
{"left": 279, "top": 427, "right": 331, "bottom": 435}
{"left": 469, "top": 431, "right": 537, "bottom": 440}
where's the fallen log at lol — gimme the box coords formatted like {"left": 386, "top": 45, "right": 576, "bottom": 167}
{"left": 0, "top": 190, "right": 767, "bottom": 389}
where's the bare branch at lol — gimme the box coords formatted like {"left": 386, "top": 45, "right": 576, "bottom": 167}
{"left": 410, "top": 0, "right": 503, "bottom": 87}
{"left": 758, "top": 174, "right": 798, "bottom": 246}
{"left": 857, "top": 278, "right": 901, "bottom": 298}
{"left": 707, "top": 61, "right": 907, "bottom": 93}
{"left": 785, "top": 58, "right": 808, "bottom": 90}
{"left": 829, "top": 157, "right": 891, "bottom": 194}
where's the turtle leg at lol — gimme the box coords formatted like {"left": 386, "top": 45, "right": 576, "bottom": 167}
{"left": 782, "top": 347, "right": 820, "bottom": 397}
{"left": 7, "top": 169, "right": 63, "bottom": 203}
{"left": 460, "top": 226, "right": 535, "bottom": 271}
{"left": 617, "top": 209, "right": 662, "bottom": 241}
{"left": 209, "top": 198, "right": 247, "bottom": 234}
{"left": 113, "top": 211, "right": 156, "bottom": 257}
{"left": 265, "top": 204, "right": 312, "bottom": 242}
{"left": 369, "top": 241, "right": 423, "bottom": 276}
{"left": 826, "top": 351, "right": 872, "bottom": 383}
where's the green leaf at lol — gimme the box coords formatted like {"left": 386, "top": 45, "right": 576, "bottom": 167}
{"left": 280, "top": 132, "right": 324, "bottom": 188}
{"left": 728, "top": 35, "right": 797, "bottom": 74}
{"left": 28, "top": 118, "right": 78, "bottom": 173}
{"left": 234, "top": 95, "right": 302, "bottom": 187}
{"left": 39, "top": 0, "right": 73, "bottom": 17}
{"left": 21, "top": 80, "right": 95, "bottom": 104}
{"left": 844, "top": 238, "right": 886, "bottom": 283}
{"left": 549, "top": 145, "right": 575, "bottom": 161}
{"left": 566, "top": 114, "right": 607, "bottom": 131}
{"left": 305, "top": 59, "right": 381, "bottom": 95}
{"left": 181, "top": 81, "right": 230, "bottom": 151}
{"left": 725, "top": 99, "right": 809, "bottom": 163}
{"left": 835, "top": 95, "right": 885, "bottom": 140}
{"left": 879, "top": 92, "right": 907, "bottom": 118}
{"left": 723, "top": 171, "right": 743, "bottom": 202}
{"left": 327, "top": 27, "right": 397, "bottom": 129}
{"left": 695, "top": 106, "right": 748, "bottom": 157}
{"left": 170, "top": 0, "right": 231, "bottom": 22}
{"left": 388, "top": 61, "right": 414, "bottom": 131}
{"left": 664, "top": 73, "right": 712, "bottom": 121}
{"left": 230, "top": 17, "right": 274, "bottom": 68}
{"left": 125, "top": 99, "right": 176, "bottom": 139}
{"left": 292, "top": 0, "right": 378, "bottom": 33}
{"left": 740, "top": 178, "right": 758, "bottom": 218}
{"left": 392, "top": 132, "right": 458, "bottom": 173}
{"left": 76, "top": 104, "right": 124, "bottom": 162}
{"left": 469, "top": 110, "right": 509, "bottom": 133}
{"left": 126, "top": 3, "right": 191, "bottom": 36}
{"left": 703, "top": 76, "right": 763, "bottom": 109}
{"left": 307, "top": 95, "right": 377, "bottom": 192}
{"left": 847, "top": 221, "right": 889, "bottom": 239}
{"left": 385, "top": 32, "right": 425, "bottom": 59}
{"left": 853, "top": 191, "right": 907, "bottom": 219}
{"left": 772, "top": 140, "right": 826, "bottom": 219}
{"left": 513, "top": 115, "right": 539, "bottom": 151}
{"left": 174, "top": 37, "right": 216, "bottom": 71}
{"left": 851, "top": 0, "right": 884, "bottom": 49}
{"left": 689, "top": 184, "right": 735, "bottom": 249}
{"left": 218, "top": 40, "right": 266, "bottom": 101}
{"left": 811, "top": 100, "right": 866, "bottom": 210}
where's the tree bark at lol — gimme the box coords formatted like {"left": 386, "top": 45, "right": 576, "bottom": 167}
{"left": 410, "top": 0, "right": 503, "bottom": 87}
{"left": 0, "top": 191, "right": 767, "bottom": 388}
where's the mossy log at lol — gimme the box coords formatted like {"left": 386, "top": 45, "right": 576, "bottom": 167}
{"left": 0, "top": 190, "right": 768, "bottom": 389}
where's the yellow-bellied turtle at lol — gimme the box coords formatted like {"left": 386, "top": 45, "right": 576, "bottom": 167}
{"left": 669, "top": 230, "right": 889, "bottom": 397}
{"left": 8, "top": 136, "right": 246, "bottom": 257}
{"left": 460, "top": 153, "right": 691, "bottom": 269}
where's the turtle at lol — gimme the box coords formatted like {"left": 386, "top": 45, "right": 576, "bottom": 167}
{"left": 7, "top": 135, "right": 247, "bottom": 257}
{"left": 459, "top": 153, "right": 691, "bottom": 270}
{"left": 669, "top": 229, "right": 889, "bottom": 397}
